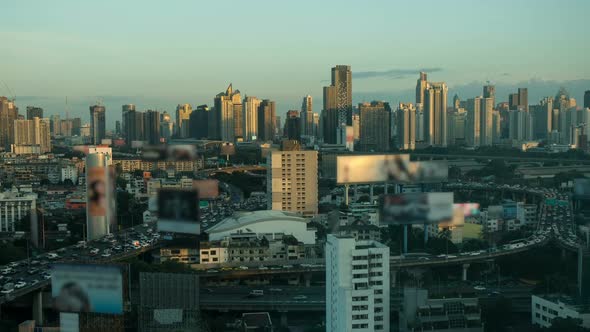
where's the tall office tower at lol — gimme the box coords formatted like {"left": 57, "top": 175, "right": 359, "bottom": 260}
{"left": 357, "top": 101, "right": 390, "bottom": 152}
{"left": 555, "top": 87, "right": 572, "bottom": 111}
{"left": 584, "top": 90, "right": 590, "bottom": 109}
{"left": 416, "top": 72, "right": 428, "bottom": 106}
{"left": 160, "top": 111, "right": 174, "bottom": 142}
{"left": 285, "top": 110, "right": 301, "bottom": 141}
{"left": 492, "top": 110, "right": 501, "bottom": 143}
{"left": 115, "top": 121, "right": 121, "bottom": 136}
{"left": 59, "top": 119, "right": 74, "bottom": 137}
{"left": 415, "top": 108, "right": 424, "bottom": 142}
{"left": 275, "top": 116, "right": 282, "bottom": 137}
{"left": 466, "top": 97, "right": 481, "bottom": 147}
{"left": 50, "top": 114, "right": 61, "bottom": 136}
{"left": 396, "top": 103, "right": 416, "bottom": 150}
{"left": 352, "top": 114, "right": 360, "bottom": 141}
{"left": 124, "top": 109, "right": 144, "bottom": 146}
{"left": 214, "top": 84, "right": 242, "bottom": 142}
{"left": 267, "top": 149, "right": 318, "bottom": 216}
{"left": 0, "top": 97, "right": 19, "bottom": 149}
{"left": 188, "top": 105, "right": 209, "bottom": 140}
{"left": 257, "top": 99, "right": 276, "bottom": 142}
{"left": 509, "top": 110, "right": 533, "bottom": 141}
{"left": 71, "top": 118, "right": 82, "bottom": 136}
{"left": 424, "top": 82, "right": 448, "bottom": 147}
{"left": 89, "top": 105, "right": 106, "bottom": 145}
{"left": 518, "top": 88, "right": 528, "bottom": 111}
{"left": 26, "top": 106, "right": 43, "bottom": 120}
{"left": 480, "top": 97, "right": 494, "bottom": 146}
{"left": 559, "top": 108, "right": 577, "bottom": 144}
{"left": 312, "top": 113, "right": 320, "bottom": 138}
{"left": 301, "top": 95, "right": 314, "bottom": 136}
{"left": 233, "top": 103, "right": 244, "bottom": 141}
{"left": 86, "top": 152, "right": 111, "bottom": 241}
{"left": 143, "top": 110, "right": 160, "bottom": 145}
{"left": 326, "top": 234, "right": 390, "bottom": 332}
{"left": 508, "top": 93, "right": 519, "bottom": 110}
{"left": 322, "top": 65, "right": 352, "bottom": 144}
{"left": 121, "top": 104, "right": 135, "bottom": 136}
{"left": 175, "top": 103, "right": 192, "bottom": 138}
{"left": 448, "top": 108, "right": 467, "bottom": 145}
{"left": 452, "top": 94, "right": 461, "bottom": 110}
{"left": 531, "top": 97, "right": 554, "bottom": 139}
{"left": 12, "top": 117, "right": 51, "bottom": 153}
{"left": 483, "top": 85, "right": 496, "bottom": 105}
{"left": 243, "top": 96, "right": 261, "bottom": 141}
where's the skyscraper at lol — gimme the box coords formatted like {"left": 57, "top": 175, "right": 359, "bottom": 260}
{"left": 416, "top": 71, "right": 428, "bottom": 106}
{"left": 243, "top": 96, "right": 261, "bottom": 141}
{"left": 480, "top": 97, "right": 494, "bottom": 146}
{"left": 89, "top": 105, "right": 106, "bottom": 145}
{"left": 214, "top": 84, "right": 242, "bottom": 142}
{"left": 143, "top": 110, "right": 160, "bottom": 145}
{"left": 189, "top": 105, "right": 209, "bottom": 140}
{"left": 124, "top": 108, "right": 144, "bottom": 146}
{"left": 323, "top": 65, "right": 352, "bottom": 144}
{"left": 26, "top": 106, "right": 43, "bottom": 120}
{"left": 12, "top": 117, "right": 51, "bottom": 153}
{"left": 584, "top": 90, "right": 590, "bottom": 109}
{"left": 257, "top": 99, "right": 276, "bottom": 142}
{"left": 326, "top": 234, "right": 390, "bottom": 332}
{"left": 284, "top": 110, "right": 301, "bottom": 141}
{"left": 483, "top": 85, "right": 496, "bottom": 105}
{"left": 518, "top": 88, "right": 528, "bottom": 111}
{"left": 0, "top": 97, "right": 18, "bottom": 150}
{"left": 424, "top": 82, "right": 448, "bottom": 147}
{"left": 466, "top": 97, "right": 481, "bottom": 147}
{"left": 359, "top": 101, "right": 391, "bottom": 152}
{"left": 508, "top": 93, "right": 520, "bottom": 110}
{"left": 267, "top": 149, "right": 318, "bottom": 216}
{"left": 301, "top": 95, "right": 313, "bottom": 136}
{"left": 352, "top": 114, "right": 360, "bottom": 141}
{"left": 396, "top": 103, "right": 416, "bottom": 150}
{"left": 160, "top": 111, "right": 174, "bottom": 142}
{"left": 176, "top": 104, "right": 192, "bottom": 138}
{"left": 121, "top": 104, "right": 135, "bottom": 136}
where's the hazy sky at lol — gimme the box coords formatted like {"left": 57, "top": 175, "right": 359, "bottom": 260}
{"left": 2, "top": 0, "right": 589, "bottom": 127}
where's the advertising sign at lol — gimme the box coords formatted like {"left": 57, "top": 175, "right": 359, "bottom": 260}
{"left": 157, "top": 189, "right": 200, "bottom": 235}
{"left": 380, "top": 192, "right": 454, "bottom": 225}
{"left": 454, "top": 203, "right": 480, "bottom": 217}
{"left": 193, "top": 179, "right": 219, "bottom": 199}
{"left": 87, "top": 167, "right": 107, "bottom": 217}
{"left": 52, "top": 264, "right": 123, "bottom": 314}
{"left": 336, "top": 154, "right": 410, "bottom": 184}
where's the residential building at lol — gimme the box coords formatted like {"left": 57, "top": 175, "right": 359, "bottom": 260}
{"left": 160, "top": 111, "right": 174, "bottom": 142}
{"left": 143, "top": 110, "right": 160, "bottom": 145}
{"left": 323, "top": 65, "right": 352, "bottom": 144}
{"left": 396, "top": 103, "right": 416, "bottom": 150}
{"left": 532, "top": 294, "right": 590, "bottom": 328}
{"left": 121, "top": 104, "right": 135, "bottom": 136}
{"left": 267, "top": 150, "right": 318, "bottom": 216}
{"left": 424, "top": 82, "right": 448, "bottom": 147}
{"left": 257, "top": 99, "right": 276, "bottom": 142}
{"left": 244, "top": 96, "right": 261, "bottom": 141}
{"left": 285, "top": 110, "right": 301, "bottom": 141}
{"left": 175, "top": 103, "right": 192, "bottom": 138}
{"left": 0, "top": 97, "right": 18, "bottom": 149}
{"left": 214, "top": 84, "right": 242, "bottom": 141}
{"left": 326, "top": 234, "right": 390, "bottom": 332}
{"left": 480, "top": 97, "right": 494, "bottom": 146}
{"left": 358, "top": 101, "right": 391, "bottom": 152}
{"left": 124, "top": 108, "right": 144, "bottom": 145}
{"left": 301, "top": 95, "right": 314, "bottom": 137}
{"left": 0, "top": 190, "right": 37, "bottom": 232}
{"left": 89, "top": 104, "right": 106, "bottom": 145}
{"left": 12, "top": 117, "right": 51, "bottom": 153}
{"left": 26, "top": 106, "right": 43, "bottom": 120}
{"left": 189, "top": 105, "right": 209, "bottom": 140}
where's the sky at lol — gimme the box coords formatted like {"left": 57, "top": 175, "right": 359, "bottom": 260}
{"left": 2, "top": 0, "right": 590, "bottom": 128}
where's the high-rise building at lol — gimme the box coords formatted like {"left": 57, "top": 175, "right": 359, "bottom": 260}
{"left": 416, "top": 72, "right": 428, "bottom": 106}
{"left": 189, "top": 105, "right": 209, "bottom": 140}
{"left": 26, "top": 106, "right": 43, "bottom": 120}
{"left": 143, "top": 110, "right": 160, "bottom": 145}
{"left": 50, "top": 114, "right": 61, "bottom": 136}
{"left": 424, "top": 82, "right": 448, "bottom": 147}
{"left": 89, "top": 105, "right": 106, "bottom": 145}
{"left": 121, "top": 104, "right": 135, "bottom": 136}
{"left": 301, "top": 95, "right": 314, "bottom": 136}
{"left": 448, "top": 108, "right": 467, "bottom": 145}
{"left": 59, "top": 119, "right": 74, "bottom": 137}
{"left": 508, "top": 93, "right": 519, "bottom": 110}
{"left": 285, "top": 110, "right": 301, "bottom": 141}
{"left": 480, "top": 97, "right": 494, "bottom": 146}
{"left": 492, "top": 110, "right": 501, "bottom": 144}
{"left": 396, "top": 103, "right": 416, "bottom": 150}
{"left": 509, "top": 109, "right": 533, "bottom": 141}
{"left": 584, "top": 90, "right": 590, "bottom": 109}
{"left": 115, "top": 121, "right": 121, "bottom": 136}
{"left": 12, "top": 117, "right": 51, "bottom": 153}
{"left": 124, "top": 109, "right": 144, "bottom": 146}
{"left": 326, "top": 234, "right": 390, "bottom": 332}
{"left": 518, "top": 88, "right": 528, "bottom": 111}
{"left": 466, "top": 97, "right": 481, "bottom": 147}
{"left": 323, "top": 65, "right": 352, "bottom": 144}
{"left": 71, "top": 117, "right": 82, "bottom": 136}
{"left": 267, "top": 149, "right": 318, "bottom": 216}
{"left": 312, "top": 113, "right": 320, "bottom": 138}
{"left": 214, "top": 84, "right": 242, "bottom": 142}
{"left": 176, "top": 104, "right": 192, "bottom": 139}
{"left": 483, "top": 85, "right": 496, "bottom": 105}
{"left": 243, "top": 96, "right": 261, "bottom": 141}
{"left": 352, "top": 114, "right": 360, "bottom": 141}
{"left": 531, "top": 97, "right": 554, "bottom": 139}
{"left": 160, "top": 111, "right": 174, "bottom": 142}
{"left": 559, "top": 107, "right": 578, "bottom": 145}
{"left": 0, "top": 97, "right": 18, "bottom": 150}
{"left": 257, "top": 99, "right": 276, "bottom": 142}
{"left": 86, "top": 152, "right": 111, "bottom": 241}
{"left": 358, "top": 101, "right": 391, "bottom": 152}
{"left": 233, "top": 103, "right": 244, "bottom": 141}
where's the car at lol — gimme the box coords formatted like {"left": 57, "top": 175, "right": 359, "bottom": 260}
{"left": 269, "top": 288, "right": 283, "bottom": 292}
{"left": 293, "top": 295, "right": 307, "bottom": 300}
{"left": 27, "top": 268, "right": 38, "bottom": 275}
{"left": 238, "top": 266, "right": 249, "bottom": 270}
{"left": 282, "top": 265, "right": 294, "bottom": 269}
{"left": 1, "top": 288, "right": 14, "bottom": 295}
{"left": 206, "top": 269, "right": 219, "bottom": 273}
{"left": 474, "top": 286, "right": 486, "bottom": 291}
{"left": 101, "top": 253, "right": 111, "bottom": 258}
{"left": 418, "top": 257, "right": 430, "bottom": 261}
{"left": 42, "top": 274, "right": 51, "bottom": 280}
{"left": 446, "top": 255, "right": 457, "bottom": 259}
{"left": 89, "top": 248, "right": 99, "bottom": 255}
{"left": 248, "top": 290, "right": 264, "bottom": 297}
{"left": 15, "top": 281, "right": 27, "bottom": 289}
{"left": 258, "top": 266, "right": 269, "bottom": 270}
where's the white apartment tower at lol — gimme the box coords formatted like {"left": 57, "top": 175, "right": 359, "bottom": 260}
{"left": 267, "top": 150, "right": 318, "bottom": 216}
{"left": 396, "top": 103, "right": 416, "bottom": 150}
{"left": 326, "top": 234, "right": 390, "bottom": 332}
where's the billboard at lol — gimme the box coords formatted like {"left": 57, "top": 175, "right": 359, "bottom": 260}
{"left": 380, "top": 192, "right": 454, "bottom": 225}
{"left": 336, "top": 154, "right": 410, "bottom": 184}
{"left": 220, "top": 143, "right": 236, "bottom": 156}
{"left": 157, "top": 189, "right": 200, "bottom": 235}
{"left": 52, "top": 264, "right": 123, "bottom": 314}
{"left": 87, "top": 167, "right": 107, "bottom": 217}
{"left": 193, "top": 179, "right": 219, "bottom": 199}
{"left": 454, "top": 203, "right": 480, "bottom": 217}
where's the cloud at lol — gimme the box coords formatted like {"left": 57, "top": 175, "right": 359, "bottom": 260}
{"left": 354, "top": 67, "right": 443, "bottom": 80}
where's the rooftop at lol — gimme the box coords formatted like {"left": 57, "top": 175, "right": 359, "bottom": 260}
{"left": 206, "top": 210, "right": 307, "bottom": 234}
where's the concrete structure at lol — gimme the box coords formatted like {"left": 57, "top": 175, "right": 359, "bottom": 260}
{"left": 12, "top": 117, "right": 51, "bottom": 154}
{"left": 175, "top": 103, "right": 192, "bottom": 138}
{"left": 326, "top": 234, "right": 390, "bottom": 332}
{"left": 397, "top": 103, "right": 416, "bottom": 150}
{"left": 532, "top": 294, "right": 590, "bottom": 328}
{"left": 358, "top": 101, "right": 391, "bottom": 152}
{"left": 0, "top": 189, "right": 37, "bottom": 232}
{"left": 285, "top": 110, "right": 301, "bottom": 141}
{"left": 424, "top": 82, "right": 448, "bottom": 147}
{"left": 215, "top": 85, "right": 242, "bottom": 141}
{"left": 26, "top": 106, "right": 43, "bottom": 120}
{"left": 160, "top": 110, "right": 174, "bottom": 142}
{"left": 301, "top": 95, "right": 314, "bottom": 137}
{"left": 206, "top": 210, "right": 317, "bottom": 245}
{"left": 89, "top": 104, "right": 106, "bottom": 145}
{"left": 121, "top": 104, "right": 135, "bottom": 136}
{"left": 86, "top": 152, "right": 110, "bottom": 241}
{"left": 143, "top": 110, "right": 160, "bottom": 145}
{"left": 243, "top": 96, "right": 261, "bottom": 141}
{"left": 0, "top": 96, "right": 18, "bottom": 150}
{"left": 267, "top": 150, "right": 318, "bottom": 216}
{"left": 257, "top": 99, "right": 276, "bottom": 142}
{"left": 323, "top": 65, "right": 352, "bottom": 144}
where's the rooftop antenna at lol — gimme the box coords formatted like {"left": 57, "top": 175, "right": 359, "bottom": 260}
{"left": 1, "top": 81, "right": 16, "bottom": 101}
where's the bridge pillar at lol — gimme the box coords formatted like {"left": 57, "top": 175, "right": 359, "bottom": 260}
{"left": 304, "top": 273, "right": 312, "bottom": 287}
{"left": 462, "top": 264, "right": 470, "bottom": 281}
{"left": 32, "top": 290, "right": 43, "bottom": 324}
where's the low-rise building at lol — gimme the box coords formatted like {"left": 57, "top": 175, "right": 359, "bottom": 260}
{"left": 532, "top": 294, "right": 590, "bottom": 328}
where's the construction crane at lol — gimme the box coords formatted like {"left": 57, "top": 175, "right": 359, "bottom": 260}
{"left": 1, "top": 80, "right": 16, "bottom": 101}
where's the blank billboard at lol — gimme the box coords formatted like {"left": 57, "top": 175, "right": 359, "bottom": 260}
{"left": 380, "top": 192, "right": 454, "bottom": 225}
{"left": 51, "top": 264, "right": 123, "bottom": 314}
{"left": 336, "top": 154, "right": 410, "bottom": 184}
{"left": 193, "top": 179, "right": 219, "bottom": 199}
{"left": 157, "top": 189, "right": 200, "bottom": 235}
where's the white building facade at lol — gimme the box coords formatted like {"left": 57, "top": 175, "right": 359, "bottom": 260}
{"left": 0, "top": 191, "right": 37, "bottom": 232}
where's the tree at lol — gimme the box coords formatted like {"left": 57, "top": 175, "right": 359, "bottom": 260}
{"left": 63, "top": 179, "right": 75, "bottom": 187}
{"left": 548, "top": 317, "right": 589, "bottom": 332}
{"left": 449, "top": 166, "right": 462, "bottom": 179}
